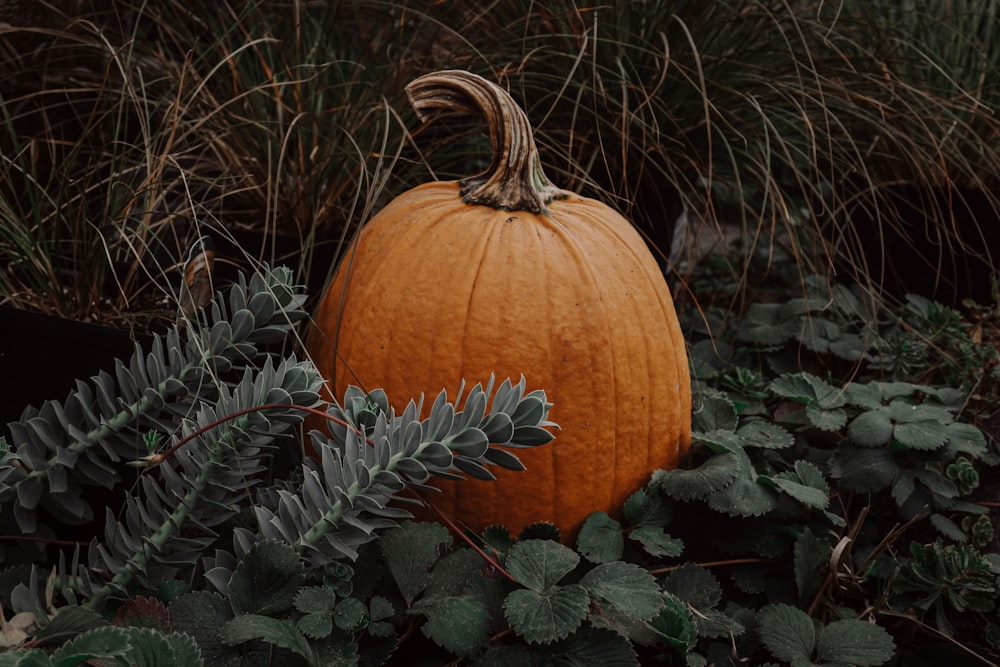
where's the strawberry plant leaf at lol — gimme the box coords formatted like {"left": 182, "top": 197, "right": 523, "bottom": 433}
{"left": 815, "top": 619, "right": 895, "bottom": 666}
{"left": 579, "top": 561, "right": 663, "bottom": 622}
{"left": 693, "top": 395, "right": 739, "bottom": 432}
{"left": 736, "top": 421, "right": 795, "bottom": 449}
{"left": 505, "top": 539, "right": 579, "bottom": 591}
{"left": 379, "top": 522, "right": 451, "bottom": 605}
{"left": 221, "top": 615, "right": 313, "bottom": 663}
{"left": 649, "top": 592, "right": 694, "bottom": 653}
{"left": 629, "top": 525, "right": 684, "bottom": 558}
{"left": 577, "top": 512, "right": 624, "bottom": 564}
{"left": 664, "top": 563, "right": 721, "bottom": 610}
{"left": 757, "top": 604, "right": 815, "bottom": 663}
{"left": 653, "top": 452, "right": 741, "bottom": 501}
{"left": 414, "top": 595, "right": 491, "bottom": 656}
{"left": 51, "top": 626, "right": 130, "bottom": 665}
{"left": 333, "top": 597, "right": 368, "bottom": 633}
{"left": 622, "top": 485, "right": 673, "bottom": 526}
{"left": 228, "top": 540, "right": 303, "bottom": 617}
{"left": 847, "top": 410, "right": 894, "bottom": 447}
{"left": 546, "top": 627, "right": 639, "bottom": 666}
{"left": 503, "top": 584, "right": 589, "bottom": 644}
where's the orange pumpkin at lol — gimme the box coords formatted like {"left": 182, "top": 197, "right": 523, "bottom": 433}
{"left": 306, "top": 70, "right": 690, "bottom": 538}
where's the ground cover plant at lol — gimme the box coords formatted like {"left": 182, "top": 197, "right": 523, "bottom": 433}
{"left": 1, "top": 1, "right": 999, "bottom": 665}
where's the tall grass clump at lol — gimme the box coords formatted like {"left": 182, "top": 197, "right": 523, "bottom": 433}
{"left": 400, "top": 0, "right": 1000, "bottom": 306}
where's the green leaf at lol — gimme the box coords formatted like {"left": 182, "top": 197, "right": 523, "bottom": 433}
{"left": 577, "top": 513, "right": 624, "bottom": 564}
{"left": 847, "top": 410, "right": 894, "bottom": 447}
{"left": 579, "top": 561, "right": 663, "bottom": 623}
{"left": 693, "top": 395, "right": 739, "bottom": 433}
{"left": 415, "top": 596, "right": 491, "bottom": 656}
{"left": 503, "top": 584, "right": 589, "bottom": 644}
{"left": 767, "top": 474, "right": 830, "bottom": 509}
{"left": 222, "top": 615, "right": 314, "bottom": 663}
{"left": 505, "top": 539, "right": 579, "bottom": 591}
{"left": 294, "top": 586, "right": 336, "bottom": 615}
{"left": 629, "top": 525, "right": 684, "bottom": 558}
{"left": 228, "top": 539, "right": 304, "bottom": 617}
{"left": 706, "top": 464, "right": 779, "bottom": 518}
{"left": 828, "top": 447, "right": 899, "bottom": 493}
{"left": 815, "top": 619, "right": 895, "bottom": 666}
{"left": 737, "top": 422, "right": 795, "bottom": 449}
{"left": 123, "top": 627, "right": 200, "bottom": 667}
{"left": 622, "top": 486, "right": 673, "bottom": 527}
{"left": 0, "top": 650, "right": 52, "bottom": 667}
{"left": 379, "top": 522, "right": 451, "bottom": 605}
{"left": 164, "top": 631, "right": 202, "bottom": 667}
{"left": 547, "top": 627, "right": 639, "bottom": 666}
{"left": 805, "top": 404, "right": 848, "bottom": 432}
{"left": 51, "top": 627, "right": 130, "bottom": 665}
{"left": 757, "top": 604, "right": 815, "bottom": 663}
{"left": 770, "top": 373, "right": 847, "bottom": 409}
{"left": 895, "top": 421, "right": 949, "bottom": 450}
{"left": 32, "top": 606, "right": 106, "bottom": 645}
{"left": 649, "top": 592, "right": 693, "bottom": 653}
{"left": 664, "top": 563, "right": 721, "bottom": 610}
{"left": 333, "top": 598, "right": 369, "bottom": 633}
{"left": 297, "top": 612, "right": 333, "bottom": 640}
{"left": 653, "top": 452, "right": 741, "bottom": 501}
{"left": 168, "top": 592, "right": 234, "bottom": 666}
{"left": 794, "top": 529, "right": 831, "bottom": 603}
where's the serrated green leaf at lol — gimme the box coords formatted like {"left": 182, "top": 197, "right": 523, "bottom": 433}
{"left": 168, "top": 592, "right": 234, "bottom": 665}
{"left": 664, "top": 563, "right": 721, "bottom": 609}
{"left": 653, "top": 452, "right": 741, "bottom": 501}
{"left": 895, "top": 421, "right": 949, "bottom": 450}
{"left": 630, "top": 525, "right": 684, "bottom": 558}
{"left": 415, "top": 596, "right": 491, "bottom": 656}
{"left": 164, "top": 631, "right": 202, "bottom": 667}
{"left": 297, "top": 612, "right": 333, "bottom": 640}
{"left": 770, "top": 373, "right": 846, "bottom": 409}
{"left": 945, "top": 422, "right": 989, "bottom": 458}
{"left": 51, "top": 626, "right": 130, "bottom": 664}
{"left": 795, "top": 530, "right": 831, "bottom": 603}
{"left": 622, "top": 486, "right": 673, "bottom": 527}
{"left": 828, "top": 447, "right": 899, "bottom": 493}
{"left": 505, "top": 539, "right": 579, "bottom": 591}
{"left": 222, "top": 615, "right": 313, "bottom": 663}
{"left": 768, "top": 475, "right": 830, "bottom": 509}
{"left": 693, "top": 395, "right": 739, "bottom": 433}
{"left": 805, "top": 405, "right": 847, "bottom": 431}
{"left": 379, "top": 522, "right": 451, "bottom": 605}
{"left": 579, "top": 561, "right": 663, "bottom": 622}
{"left": 649, "top": 592, "right": 693, "bottom": 652}
{"left": 333, "top": 597, "right": 368, "bottom": 633}
{"left": 577, "top": 512, "right": 624, "bottom": 564}
{"left": 848, "top": 410, "right": 894, "bottom": 447}
{"left": 1, "top": 650, "right": 52, "bottom": 667}
{"left": 794, "top": 460, "right": 829, "bottom": 493}
{"left": 692, "top": 429, "right": 745, "bottom": 453}
{"left": 736, "top": 421, "right": 795, "bottom": 449}
{"left": 706, "top": 473, "right": 778, "bottom": 517}
{"left": 294, "top": 586, "right": 336, "bottom": 614}
{"left": 503, "top": 584, "right": 589, "bottom": 644}
{"left": 32, "top": 606, "right": 106, "bottom": 645}
{"left": 757, "top": 604, "right": 815, "bottom": 663}
{"left": 548, "top": 627, "right": 639, "bottom": 666}
{"left": 123, "top": 627, "right": 194, "bottom": 667}
{"left": 228, "top": 540, "right": 304, "bottom": 616}
{"left": 815, "top": 619, "right": 895, "bottom": 666}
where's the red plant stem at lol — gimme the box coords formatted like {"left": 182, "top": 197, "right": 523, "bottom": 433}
{"left": 145, "top": 403, "right": 360, "bottom": 464}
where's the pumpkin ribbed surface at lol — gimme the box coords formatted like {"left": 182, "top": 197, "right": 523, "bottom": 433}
{"left": 305, "top": 70, "right": 690, "bottom": 538}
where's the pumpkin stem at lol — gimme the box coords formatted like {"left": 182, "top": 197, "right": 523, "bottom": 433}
{"left": 405, "top": 70, "right": 566, "bottom": 214}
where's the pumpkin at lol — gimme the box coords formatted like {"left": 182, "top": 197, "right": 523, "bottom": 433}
{"left": 306, "top": 70, "right": 691, "bottom": 538}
